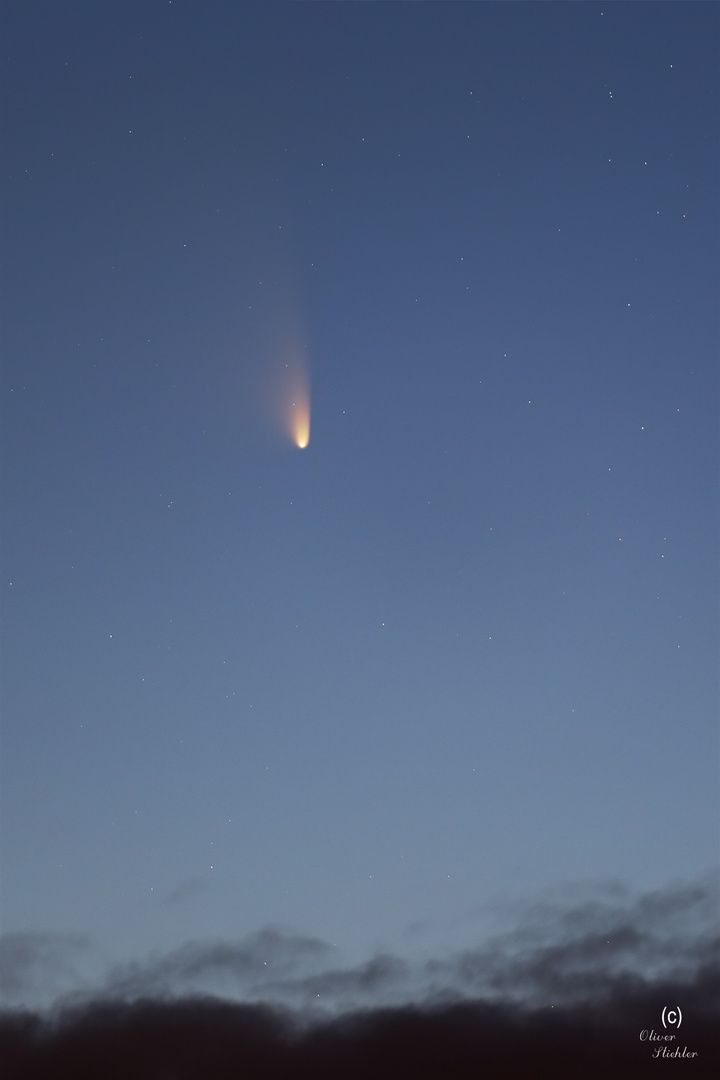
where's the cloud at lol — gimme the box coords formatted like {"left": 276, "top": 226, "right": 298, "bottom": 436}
{"left": 0, "top": 934, "right": 93, "bottom": 1009}
{"left": 2, "top": 875, "right": 718, "bottom": 1077}
{"left": 102, "top": 928, "right": 334, "bottom": 1002}
{"left": 90, "top": 873, "right": 719, "bottom": 1013}
{"left": 436, "top": 873, "right": 720, "bottom": 1007}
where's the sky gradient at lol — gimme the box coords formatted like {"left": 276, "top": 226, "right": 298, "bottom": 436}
{"left": 1, "top": 0, "right": 718, "bottom": 1023}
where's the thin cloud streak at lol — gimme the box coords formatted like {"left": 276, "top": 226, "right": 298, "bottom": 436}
{"left": 0, "top": 934, "right": 93, "bottom": 1009}
{"left": 2, "top": 875, "right": 717, "bottom": 1014}
{"left": 99, "top": 873, "right": 720, "bottom": 1012}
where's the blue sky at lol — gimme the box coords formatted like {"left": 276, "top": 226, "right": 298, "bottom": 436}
{"left": 1, "top": 1, "right": 717, "bottom": 998}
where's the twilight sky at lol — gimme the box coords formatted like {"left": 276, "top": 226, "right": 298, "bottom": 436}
{"left": 1, "top": 0, "right": 718, "bottom": 1009}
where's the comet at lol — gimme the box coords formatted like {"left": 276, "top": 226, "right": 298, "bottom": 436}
{"left": 283, "top": 348, "right": 311, "bottom": 449}
{"left": 291, "top": 390, "right": 310, "bottom": 448}
{"left": 265, "top": 334, "right": 311, "bottom": 448}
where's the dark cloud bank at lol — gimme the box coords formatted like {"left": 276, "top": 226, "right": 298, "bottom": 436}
{"left": 2, "top": 876, "right": 718, "bottom": 1078}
